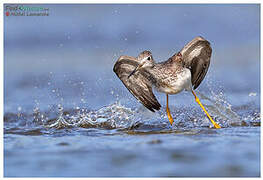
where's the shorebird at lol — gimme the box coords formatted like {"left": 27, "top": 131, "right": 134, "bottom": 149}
{"left": 113, "top": 36, "right": 221, "bottom": 128}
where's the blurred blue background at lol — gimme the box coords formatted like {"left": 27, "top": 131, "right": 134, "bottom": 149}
{"left": 4, "top": 4, "right": 260, "bottom": 112}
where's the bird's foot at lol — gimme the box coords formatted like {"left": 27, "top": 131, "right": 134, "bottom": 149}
{"left": 192, "top": 90, "right": 221, "bottom": 129}
{"left": 166, "top": 107, "right": 174, "bottom": 125}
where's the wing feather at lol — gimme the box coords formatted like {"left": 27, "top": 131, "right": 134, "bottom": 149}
{"left": 113, "top": 56, "right": 161, "bottom": 112}
{"left": 180, "top": 36, "right": 212, "bottom": 89}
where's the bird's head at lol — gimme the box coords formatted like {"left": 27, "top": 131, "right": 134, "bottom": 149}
{"left": 128, "top": 50, "right": 154, "bottom": 78}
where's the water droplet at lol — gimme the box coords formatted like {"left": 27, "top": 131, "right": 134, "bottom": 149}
{"left": 97, "top": 118, "right": 107, "bottom": 123}
{"left": 249, "top": 92, "right": 257, "bottom": 97}
{"left": 33, "top": 107, "right": 39, "bottom": 112}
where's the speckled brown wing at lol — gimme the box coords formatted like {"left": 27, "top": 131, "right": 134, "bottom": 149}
{"left": 180, "top": 36, "right": 212, "bottom": 89}
{"left": 113, "top": 55, "right": 161, "bottom": 112}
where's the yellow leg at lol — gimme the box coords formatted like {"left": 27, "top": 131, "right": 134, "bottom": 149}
{"left": 166, "top": 94, "right": 174, "bottom": 125}
{"left": 191, "top": 90, "right": 221, "bottom": 129}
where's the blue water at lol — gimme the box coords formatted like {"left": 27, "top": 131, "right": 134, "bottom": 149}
{"left": 4, "top": 4, "right": 260, "bottom": 177}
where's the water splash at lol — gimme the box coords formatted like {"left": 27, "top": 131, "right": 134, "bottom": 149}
{"left": 44, "top": 101, "right": 138, "bottom": 129}
{"left": 195, "top": 90, "right": 238, "bottom": 126}
{"left": 40, "top": 94, "right": 258, "bottom": 130}
{"left": 4, "top": 91, "right": 260, "bottom": 131}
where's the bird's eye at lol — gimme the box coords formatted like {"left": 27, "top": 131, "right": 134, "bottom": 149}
{"left": 147, "top": 57, "right": 151, "bottom": 60}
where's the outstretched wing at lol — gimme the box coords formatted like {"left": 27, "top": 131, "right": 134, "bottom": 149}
{"left": 180, "top": 36, "right": 212, "bottom": 89}
{"left": 113, "top": 55, "right": 161, "bottom": 112}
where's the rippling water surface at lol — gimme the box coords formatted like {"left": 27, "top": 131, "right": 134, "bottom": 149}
{"left": 4, "top": 4, "right": 260, "bottom": 177}
{"left": 4, "top": 85, "right": 260, "bottom": 177}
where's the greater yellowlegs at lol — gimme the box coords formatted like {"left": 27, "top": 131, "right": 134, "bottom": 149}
{"left": 113, "top": 36, "right": 221, "bottom": 128}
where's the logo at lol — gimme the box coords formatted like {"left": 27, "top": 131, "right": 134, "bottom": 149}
{"left": 5, "top": 5, "right": 50, "bottom": 17}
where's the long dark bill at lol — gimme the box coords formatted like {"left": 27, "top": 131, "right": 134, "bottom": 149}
{"left": 128, "top": 62, "right": 145, "bottom": 79}
{"left": 128, "top": 66, "right": 138, "bottom": 78}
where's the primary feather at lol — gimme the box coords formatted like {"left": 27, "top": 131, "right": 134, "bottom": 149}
{"left": 180, "top": 36, "right": 212, "bottom": 89}
{"left": 113, "top": 56, "right": 161, "bottom": 112}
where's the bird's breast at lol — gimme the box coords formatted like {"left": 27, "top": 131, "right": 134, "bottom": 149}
{"left": 152, "top": 67, "right": 192, "bottom": 94}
